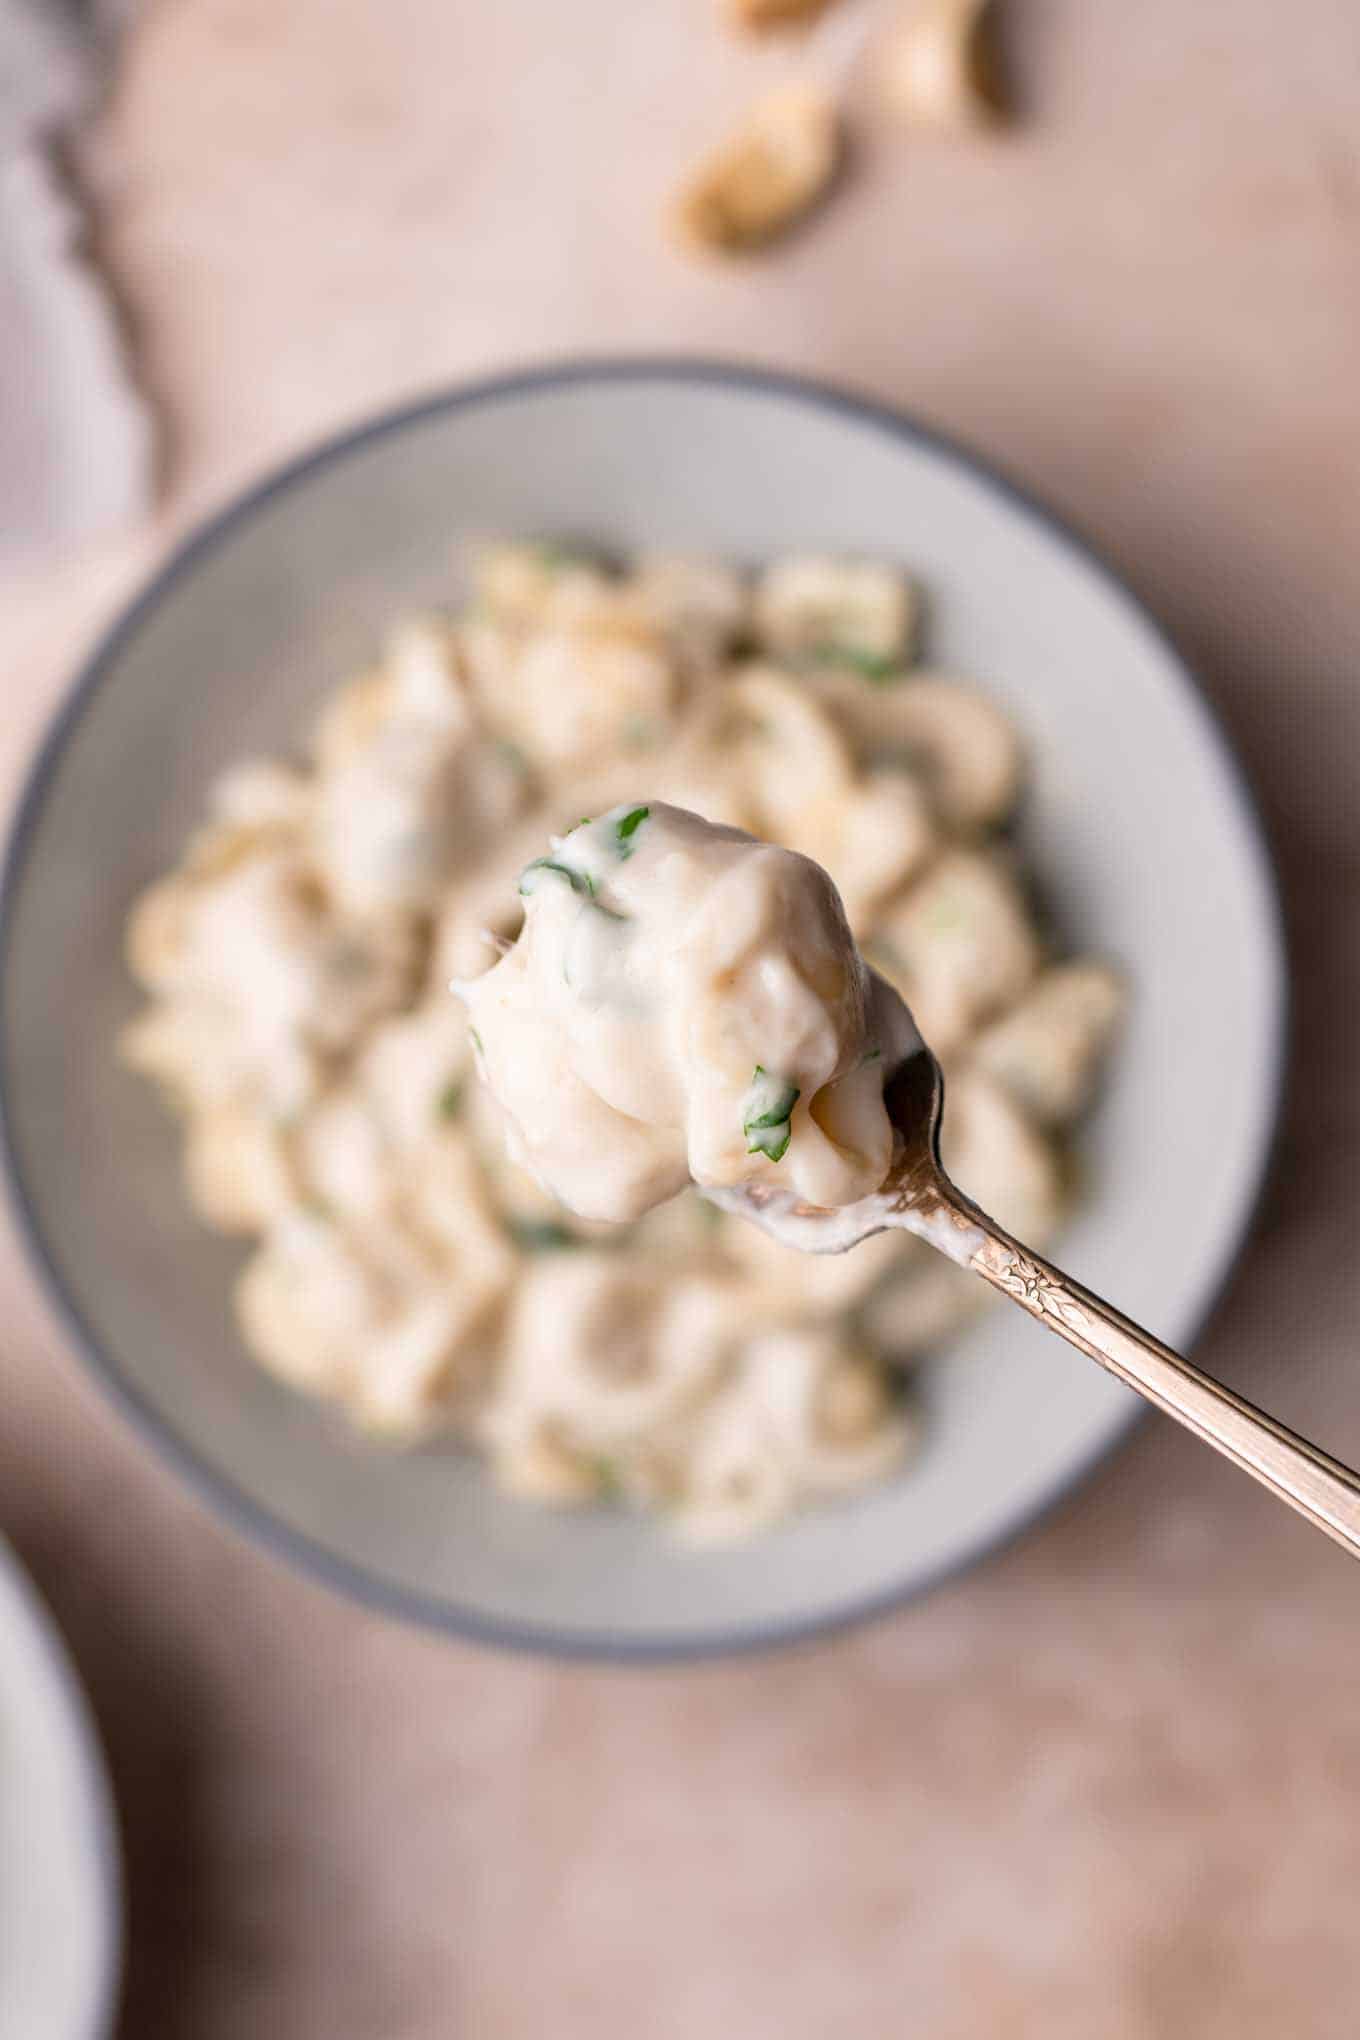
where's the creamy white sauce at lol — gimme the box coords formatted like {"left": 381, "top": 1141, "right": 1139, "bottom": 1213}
{"left": 459, "top": 802, "right": 912, "bottom": 1225}
{"left": 706, "top": 1166, "right": 985, "bottom": 1266}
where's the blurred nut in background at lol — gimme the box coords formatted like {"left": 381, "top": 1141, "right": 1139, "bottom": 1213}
{"left": 672, "top": 82, "right": 841, "bottom": 253}
{"left": 882, "top": 0, "right": 1007, "bottom": 129}
{"left": 726, "top": 0, "right": 842, "bottom": 30}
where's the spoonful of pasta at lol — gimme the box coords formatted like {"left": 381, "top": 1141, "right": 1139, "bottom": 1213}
{"left": 460, "top": 800, "right": 1360, "bottom": 1559}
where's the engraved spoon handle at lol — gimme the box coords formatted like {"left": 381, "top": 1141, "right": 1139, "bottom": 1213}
{"left": 941, "top": 1184, "right": 1360, "bottom": 1560}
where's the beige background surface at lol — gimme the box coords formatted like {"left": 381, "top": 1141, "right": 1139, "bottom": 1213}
{"left": 4, "top": 2, "right": 1360, "bottom": 2034}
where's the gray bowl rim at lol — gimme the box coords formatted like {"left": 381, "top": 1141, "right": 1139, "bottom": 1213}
{"left": 0, "top": 355, "right": 1289, "bottom": 1664}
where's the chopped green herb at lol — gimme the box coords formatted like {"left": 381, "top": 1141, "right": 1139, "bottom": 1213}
{"left": 742, "top": 1065, "right": 800, "bottom": 1164}
{"left": 468, "top": 1026, "right": 484, "bottom": 1055}
{"left": 747, "top": 1124, "right": 793, "bottom": 1163}
{"left": 518, "top": 857, "right": 596, "bottom": 900}
{"left": 592, "top": 1456, "right": 623, "bottom": 1501}
{"left": 436, "top": 1077, "right": 464, "bottom": 1121}
{"left": 531, "top": 541, "right": 592, "bottom": 571}
{"left": 506, "top": 1217, "right": 582, "bottom": 1253}
{"left": 808, "top": 644, "right": 902, "bottom": 683}
{"left": 614, "top": 805, "right": 650, "bottom": 857}
{"left": 861, "top": 1046, "right": 883, "bottom": 1066}
{"left": 745, "top": 1067, "right": 801, "bottom": 1128}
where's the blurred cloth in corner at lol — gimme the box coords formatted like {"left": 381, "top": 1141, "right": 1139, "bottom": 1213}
{"left": 0, "top": 0, "right": 151, "bottom": 559}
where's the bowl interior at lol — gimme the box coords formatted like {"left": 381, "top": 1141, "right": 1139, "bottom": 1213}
{"left": 0, "top": 367, "right": 1283, "bottom": 1653}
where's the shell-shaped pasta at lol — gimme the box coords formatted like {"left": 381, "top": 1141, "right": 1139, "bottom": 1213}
{"left": 358, "top": 1188, "right": 511, "bottom": 1438}
{"left": 870, "top": 848, "right": 1039, "bottom": 1053}
{"left": 941, "top": 1070, "right": 1066, "bottom": 1242}
{"left": 310, "top": 670, "right": 391, "bottom": 776}
{"left": 305, "top": 914, "right": 423, "bottom": 1055}
{"left": 311, "top": 721, "right": 524, "bottom": 918}
{"left": 632, "top": 555, "right": 749, "bottom": 666}
{"left": 120, "top": 1001, "right": 315, "bottom": 1121}
{"left": 623, "top": 1185, "right": 730, "bottom": 1270}
{"left": 470, "top": 543, "right": 556, "bottom": 624}
{"left": 183, "top": 1105, "right": 295, "bottom": 1235}
{"left": 355, "top": 1288, "right": 492, "bottom": 1440}
{"left": 719, "top": 663, "right": 854, "bottom": 822}
{"left": 496, "top": 1425, "right": 606, "bottom": 1505}
{"left": 181, "top": 815, "right": 291, "bottom": 886}
{"left": 209, "top": 759, "right": 312, "bottom": 833}
{"left": 649, "top": 747, "right": 763, "bottom": 838}
{"left": 814, "top": 1352, "right": 897, "bottom": 1447}
{"left": 288, "top": 1072, "right": 515, "bottom": 1387}
{"left": 237, "top": 1200, "right": 507, "bottom": 1439}
{"left": 469, "top": 544, "right": 614, "bottom": 631}
{"left": 972, "top": 962, "right": 1125, "bottom": 1126}
{"left": 125, "top": 876, "right": 193, "bottom": 991}
{"left": 183, "top": 850, "right": 325, "bottom": 1012}
{"left": 810, "top": 669, "right": 1022, "bottom": 831}
{"left": 358, "top": 997, "right": 474, "bottom": 1151}
{"left": 496, "top": 625, "right": 677, "bottom": 775}
{"left": 315, "top": 647, "right": 488, "bottom": 918}
{"left": 672, "top": 83, "right": 840, "bottom": 254}
{"left": 884, "top": 675, "right": 1022, "bottom": 830}
{"left": 724, "top": 1212, "right": 923, "bottom": 1317}
{"left": 795, "top": 770, "right": 936, "bottom": 933}
{"left": 384, "top": 616, "right": 474, "bottom": 728}
{"left": 295, "top": 1091, "right": 390, "bottom": 1222}
{"left": 671, "top": 1400, "right": 795, "bottom": 1544}
{"left": 399, "top": 1129, "right": 519, "bottom": 1280}
{"left": 122, "top": 854, "right": 335, "bottom": 1121}
{"left": 179, "top": 762, "right": 310, "bottom": 886}
{"left": 753, "top": 556, "right": 916, "bottom": 666}
{"left": 490, "top": 1258, "right": 735, "bottom": 1455}
{"left": 859, "top": 1254, "right": 983, "bottom": 1358}
{"left": 235, "top": 1213, "right": 379, "bottom": 1399}
{"left": 454, "top": 613, "right": 520, "bottom": 721}
{"left": 676, "top": 1326, "right": 912, "bottom": 1541}
{"left": 745, "top": 1329, "right": 911, "bottom": 1497}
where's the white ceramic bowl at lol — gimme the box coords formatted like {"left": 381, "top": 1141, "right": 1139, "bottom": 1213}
{"left": 0, "top": 362, "right": 1284, "bottom": 1658}
{"left": 0, "top": 1536, "right": 121, "bottom": 2036}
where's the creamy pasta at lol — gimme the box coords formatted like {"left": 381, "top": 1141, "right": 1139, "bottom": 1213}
{"left": 123, "top": 544, "right": 1123, "bottom": 1541}
{"left": 461, "top": 802, "right": 923, "bottom": 1222}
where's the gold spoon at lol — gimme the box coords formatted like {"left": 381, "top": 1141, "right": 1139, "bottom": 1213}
{"left": 721, "top": 1023, "right": 1360, "bottom": 1560}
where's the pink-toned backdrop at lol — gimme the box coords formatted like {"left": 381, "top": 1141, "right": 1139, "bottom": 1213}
{"left": 5, "top": 4, "right": 1360, "bottom": 2034}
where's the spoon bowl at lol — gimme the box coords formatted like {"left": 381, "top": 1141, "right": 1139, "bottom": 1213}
{"left": 708, "top": 1043, "right": 980, "bottom": 1264}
